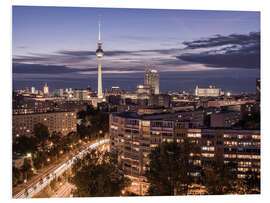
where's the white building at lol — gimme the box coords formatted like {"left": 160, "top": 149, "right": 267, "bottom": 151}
{"left": 144, "top": 68, "right": 159, "bottom": 94}
{"left": 43, "top": 83, "right": 49, "bottom": 95}
{"left": 195, "top": 85, "right": 222, "bottom": 97}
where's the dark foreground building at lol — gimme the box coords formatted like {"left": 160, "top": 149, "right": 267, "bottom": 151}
{"left": 109, "top": 111, "right": 260, "bottom": 195}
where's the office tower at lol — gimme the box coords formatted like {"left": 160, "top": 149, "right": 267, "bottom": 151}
{"left": 96, "top": 19, "right": 104, "bottom": 98}
{"left": 43, "top": 83, "right": 49, "bottom": 95}
{"left": 31, "top": 86, "right": 35, "bottom": 94}
{"left": 144, "top": 68, "right": 159, "bottom": 94}
{"left": 54, "top": 88, "right": 64, "bottom": 97}
{"left": 25, "top": 87, "right": 30, "bottom": 93}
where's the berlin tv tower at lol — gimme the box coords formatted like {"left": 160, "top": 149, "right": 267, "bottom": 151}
{"left": 96, "top": 18, "right": 104, "bottom": 98}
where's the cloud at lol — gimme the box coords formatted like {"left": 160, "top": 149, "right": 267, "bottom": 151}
{"left": 13, "top": 32, "right": 260, "bottom": 75}
{"left": 178, "top": 32, "right": 260, "bottom": 69}
{"left": 12, "top": 63, "right": 147, "bottom": 75}
{"left": 57, "top": 49, "right": 179, "bottom": 57}
{"left": 13, "top": 63, "right": 78, "bottom": 74}
{"left": 182, "top": 32, "right": 260, "bottom": 49}
{"left": 12, "top": 48, "right": 182, "bottom": 71}
{"left": 57, "top": 50, "right": 137, "bottom": 57}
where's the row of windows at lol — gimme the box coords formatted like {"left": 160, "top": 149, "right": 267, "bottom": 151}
{"left": 224, "top": 148, "right": 260, "bottom": 153}
{"left": 224, "top": 154, "right": 260, "bottom": 159}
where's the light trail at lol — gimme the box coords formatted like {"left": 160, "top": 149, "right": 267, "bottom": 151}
{"left": 13, "top": 139, "right": 110, "bottom": 199}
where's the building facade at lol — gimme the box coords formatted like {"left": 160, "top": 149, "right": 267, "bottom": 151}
{"left": 195, "top": 85, "right": 222, "bottom": 97}
{"left": 109, "top": 112, "right": 260, "bottom": 195}
{"left": 210, "top": 111, "right": 240, "bottom": 127}
{"left": 43, "top": 83, "right": 49, "bottom": 96}
{"left": 144, "top": 69, "right": 159, "bottom": 94}
{"left": 13, "top": 111, "right": 77, "bottom": 139}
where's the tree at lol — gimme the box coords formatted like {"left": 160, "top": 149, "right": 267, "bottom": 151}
{"left": 145, "top": 140, "right": 201, "bottom": 196}
{"left": 12, "top": 166, "right": 23, "bottom": 186}
{"left": 21, "top": 159, "right": 34, "bottom": 182}
{"left": 13, "top": 136, "right": 37, "bottom": 155}
{"left": 71, "top": 150, "right": 131, "bottom": 197}
{"left": 34, "top": 123, "right": 50, "bottom": 148}
{"left": 33, "top": 151, "right": 46, "bottom": 169}
{"left": 201, "top": 158, "right": 238, "bottom": 195}
{"left": 50, "top": 178, "right": 57, "bottom": 191}
{"left": 77, "top": 107, "right": 109, "bottom": 140}
{"left": 244, "top": 169, "right": 260, "bottom": 194}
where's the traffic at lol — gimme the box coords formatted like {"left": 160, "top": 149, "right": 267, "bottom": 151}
{"left": 13, "top": 139, "right": 110, "bottom": 199}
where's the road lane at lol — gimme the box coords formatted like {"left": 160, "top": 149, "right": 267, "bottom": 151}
{"left": 54, "top": 182, "right": 75, "bottom": 198}
{"left": 13, "top": 138, "right": 109, "bottom": 198}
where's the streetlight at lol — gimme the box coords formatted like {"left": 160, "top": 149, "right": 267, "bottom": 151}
{"left": 26, "top": 153, "right": 32, "bottom": 158}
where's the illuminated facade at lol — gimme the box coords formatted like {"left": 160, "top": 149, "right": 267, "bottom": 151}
{"left": 109, "top": 112, "right": 260, "bottom": 195}
{"left": 43, "top": 83, "right": 49, "bottom": 96}
{"left": 195, "top": 85, "right": 222, "bottom": 97}
{"left": 13, "top": 111, "right": 77, "bottom": 139}
{"left": 144, "top": 69, "right": 159, "bottom": 94}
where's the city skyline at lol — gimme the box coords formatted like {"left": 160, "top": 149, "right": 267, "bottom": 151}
{"left": 13, "top": 6, "right": 260, "bottom": 92}
{"left": 11, "top": 6, "right": 261, "bottom": 198}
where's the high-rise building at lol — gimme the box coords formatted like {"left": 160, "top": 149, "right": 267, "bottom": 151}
{"left": 136, "top": 85, "right": 153, "bottom": 95}
{"left": 144, "top": 68, "right": 159, "bottom": 94}
{"left": 96, "top": 19, "right": 104, "bottom": 98}
{"left": 43, "top": 83, "right": 49, "bottom": 96}
{"left": 74, "top": 89, "right": 89, "bottom": 100}
{"left": 54, "top": 88, "right": 64, "bottom": 97}
{"left": 31, "top": 86, "right": 35, "bottom": 94}
{"left": 111, "top": 86, "right": 121, "bottom": 94}
{"left": 25, "top": 87, "right": 30, "bottom": 93}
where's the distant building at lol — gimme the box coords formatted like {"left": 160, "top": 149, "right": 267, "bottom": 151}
{"left": 241, "top": 102, "right": 260, "bottom": 119}
{"left": 31, "top": 87, "right": 35, "bottom": 94}
{"left": 24, "top": 87, "right": 30, "bottom": 94}
{"left": 210, "top": 111, "right": 240, "bottom": 127}
{"left": 149, "top": 94, "right": 170, "bottom": 108}
{"left": 13, "top": 111, "right": 77, "bottom": 139}
{"left": 74, "top": 89, "right": 89, "bottom": 100}
{"left": 106, "top": 95, "right": 122, "bottom": 105}
{"left": 195, "top": 85, "right": 222, "bottom": 97}
{"left": 256, "top": 78, "right": 260, "bottom": 101}
{"left": 111, "top": 86, "right": 121, "bottom": 94}
{"left": 136, "top": 85, "right": 153, "bottom": 95}
{"left": 144, "top": 68, "right": 159, "bottom": 94}
{"left": 43, "top": 83, "right": 49, "bottom": 96}
{"left": 207, "top": 99, "right": 248, "bottom": 108}
{"left": 54, "top": 88, "right": 64, "bottom": 97}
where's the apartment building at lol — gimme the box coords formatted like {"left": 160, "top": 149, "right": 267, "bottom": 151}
{"left": 109, "top": 111, "right": 260, "bottom": 195}
{"left": 13, "top": 111, "right": 77, "bottom": 139}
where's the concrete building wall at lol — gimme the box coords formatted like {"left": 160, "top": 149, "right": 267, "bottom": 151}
{"left": 13, "top": 111, "right": 77, "bottom": 138}
{"left": 109, "top": 112, "right": 260, "bottom": 195}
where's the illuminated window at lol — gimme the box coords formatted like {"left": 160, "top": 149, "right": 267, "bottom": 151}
{"left": 187, "top": 133, "right": 201, "bottom": 138}
{"left": 202, "top": 153, "right": 214, "bottom": 158}
{"left": 142, "top": 121, "right": 150, "bottom": 127}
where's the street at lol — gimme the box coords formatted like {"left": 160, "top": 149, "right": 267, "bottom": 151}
{"left": 13, "top": 138, "right": 109, "bottom": 198}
